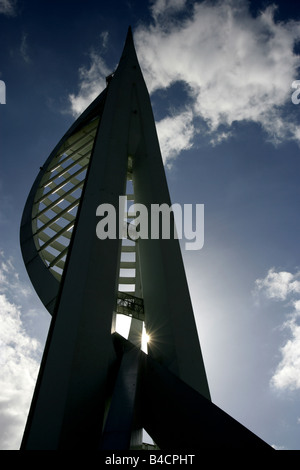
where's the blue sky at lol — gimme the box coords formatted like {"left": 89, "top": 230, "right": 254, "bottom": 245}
{"left": 0, "top": 0, "right": 300, "bottom": 450}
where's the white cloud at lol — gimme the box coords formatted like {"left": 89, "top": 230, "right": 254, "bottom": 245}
{"left": 0, "top": 253, "right": 41, "bottom": 450}
{"left": 0, "top": 0, "right": 17, "bottom": 16}
{"left": 135, "top": 0, "right": 300, "bottom": 159}
{"left": 156, "top": 109, "right": 194, "bottom": 163}
{"left": 67, "top": 1, "right": 300, "bottom": 163}
{"left": 255, "top": 268, "right": 300, "bottom": 392}
{"left": 100, "top": 31, "right": 109, "bottom": 50}
{"left": 69, "top": 47, "right": 110, "bottom": 117}
{"left": 255, "top": 268, "right": 300, "bottom": 301}
{"left": 271, "top": 317, "right": 300, "bottom": 391}
{"left": 20, "top": 33, "right": 30, "bottom": 64}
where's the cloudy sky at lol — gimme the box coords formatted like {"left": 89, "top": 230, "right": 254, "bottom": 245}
{"left": 0, "top": 0, "right": 300, "bottom": 450}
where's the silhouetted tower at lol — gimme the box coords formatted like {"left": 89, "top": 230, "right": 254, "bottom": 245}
{"left": 20, "top": 28, "right": 272, "bottom": 450}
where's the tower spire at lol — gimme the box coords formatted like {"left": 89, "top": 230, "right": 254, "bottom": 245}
{"left": 20, "top": 28, "right": 272, "bottom": 451}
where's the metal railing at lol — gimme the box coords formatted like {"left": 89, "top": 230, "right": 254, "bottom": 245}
{"left": 116, "top": 291, "right": 144, "bottom": 321}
